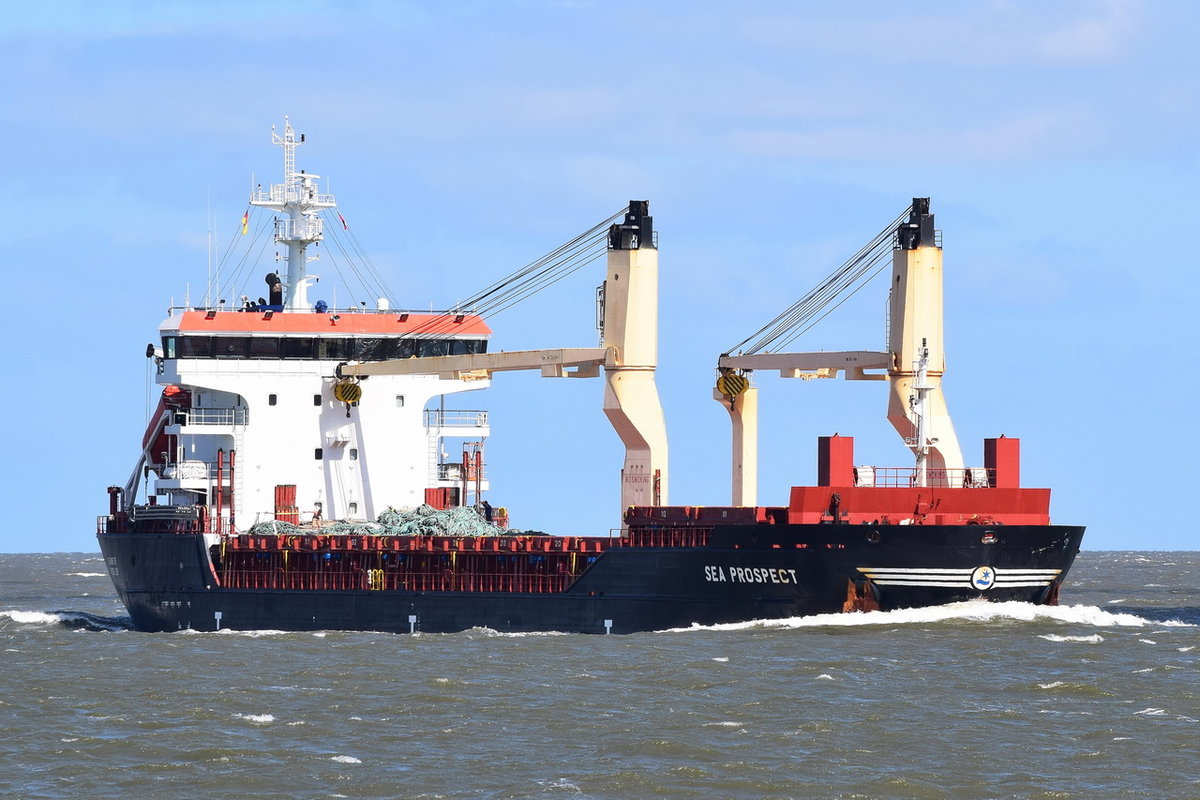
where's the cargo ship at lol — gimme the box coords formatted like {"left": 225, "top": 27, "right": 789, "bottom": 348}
{"left": 97, "top": 119, "right": 1084, "bottom": 633}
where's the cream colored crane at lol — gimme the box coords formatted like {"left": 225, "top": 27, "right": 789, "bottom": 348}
{"left": 338, "top": 202, "right": 668, "bottom": 521}
{"left": 715, "top": 199, "right": 964, "bottom": 506}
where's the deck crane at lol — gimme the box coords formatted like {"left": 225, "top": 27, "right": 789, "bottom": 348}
{"left": 337, "top": 202, "right": 668, "bottom": 523}
{"left": 715, "top": 198, "right": 965, "bottom": 506}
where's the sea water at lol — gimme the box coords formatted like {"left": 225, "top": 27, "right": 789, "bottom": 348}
{"left": 2, "top": 552, "right": 1197, "bottom": 800}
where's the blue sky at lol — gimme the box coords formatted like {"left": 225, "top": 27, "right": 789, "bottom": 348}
{"left": 2, "top": 1, "right": 1195, "bottom": 552}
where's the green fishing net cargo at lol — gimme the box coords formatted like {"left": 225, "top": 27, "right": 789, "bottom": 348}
{"left": 247, "top": 504, "right": 508, "bottom": 538}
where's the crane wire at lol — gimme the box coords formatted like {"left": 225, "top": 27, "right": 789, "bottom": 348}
{"left": 319, "top": 210, "right": 398, "bottom": 303}
{"left": 724, "top": 205, "right": 911, "bottom": 356}
{"left": 771, "top": 250, "right": 893, "bottom": 352}
{"left": 313, "top": 220, "right": 374, "bottom": 309}
{"left": 456, "top": 209, "right": 624, "bottom": 311}
{"left": 214, "top": 207, "right": 276, "bottom": 305}
{"left": 209, "top": 205, "right": 625, "bottom": 337}
{"left": 399, "top": 207, "right": 626, "bottom": 339}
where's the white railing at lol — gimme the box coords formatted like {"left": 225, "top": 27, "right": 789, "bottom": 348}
{"left": 251, "top": 187, "right": 336, "bottom": 206}
{"left": 424, "top": 409, "right": 489, "bottom": 429}
{"left": 275, "top": 216, "right": 323, "bottom": 241}
{"left": 177, "top": 408, "right": 249, "bottom": 426}
{"left": 162, "top": 460, "right": 210, "bottom": 480}
{"left": 437, "top": 463, "right": 487, "bottom": 482}
{"left": 853, "top": 466, "right": 992, "bottom": 488}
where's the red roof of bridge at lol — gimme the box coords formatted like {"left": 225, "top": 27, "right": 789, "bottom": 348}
{"left": 166, "top": 310, "right": 491, "bottom": 336}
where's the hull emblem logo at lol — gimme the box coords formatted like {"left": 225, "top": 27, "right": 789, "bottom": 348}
{"left": 971, "top": 566, "right": 996, "bottom": 590}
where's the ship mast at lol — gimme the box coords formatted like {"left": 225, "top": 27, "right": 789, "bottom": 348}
{"left": 249, "top": 117, "right": 337, "bottom": 310}
{"left": 908, "top": 341, "right": 935, "bottom": 487}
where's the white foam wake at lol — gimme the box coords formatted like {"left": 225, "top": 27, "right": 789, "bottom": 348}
{"left": 2, "top": 610, "right": 63, "bottom": 625}
{"left": 660, "top": 601, "right": 1194, "bottom": 634}
{"left": 1, "top": 609, "right": 130, "bottom": 631}
{"left": 461, "top": 626, "right": 570, "bottom": 638}
{"left": 1038, "top": 633, "right": 1104, "bottom": 643}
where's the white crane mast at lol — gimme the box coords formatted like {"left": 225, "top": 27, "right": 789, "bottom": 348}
{"left": 249, "top": 116, "right": 337, "bottom": 310}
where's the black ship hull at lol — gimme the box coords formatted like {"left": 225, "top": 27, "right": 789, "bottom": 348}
{"left": 98, "top": 523, "right": 1084, "bottom": 634}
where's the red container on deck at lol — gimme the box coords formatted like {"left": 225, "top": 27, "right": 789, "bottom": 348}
{"left": 274, "top": 484, "right": 299, "bottom": 524}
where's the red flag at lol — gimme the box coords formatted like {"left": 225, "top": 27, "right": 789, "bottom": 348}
{"left": 337, "top": 212, "right": 348, "bottom": 230}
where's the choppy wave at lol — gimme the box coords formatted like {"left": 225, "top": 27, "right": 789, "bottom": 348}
{"left": 1035, "top": 680, "right": 1115, "bottom": 697}
{"left": 1, "top": 609, "right": 132, "bottom": 631}
{"left": 460, "top": 626, "right": 570, "bottom": 638}
{"left": 1038, "top": 633, "right": 1105, "bottom": 643}
{"left": 661, "top": 601, "right": 1196, "bottom": 634}
{"left": 66, "top": 572, "right": 106, "bottom": 578}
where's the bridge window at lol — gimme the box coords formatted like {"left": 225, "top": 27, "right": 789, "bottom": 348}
{"left": 176, "top": 336, "right": 211, "bottom": 358}
{"left": 249, "top": 337, "right": 279, "bottom": 358}
{"left": 167, "top": 335, "right": 487, "bottom": 361}
{"left": 281, "top": 338, "right": 316, "bottom": 359}
{"left": 387, "top": 339, "right": 417, "bottom": 359}
{"left": 419, "top": 339, "right": 450, "bottom": 357}
{"left": 352, "top": 338, "right": 384, "bottom": 360}
{"left": 318, "top": 338, "right": 352, "bottom": 361}
{"left": 213, "top": 337, "right": 250, "bottom": 359}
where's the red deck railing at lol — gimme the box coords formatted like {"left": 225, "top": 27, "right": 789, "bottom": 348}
{"left": 211, "top": 525, "right": 724, "bottom": 593}
{"left": 217, "top": 548, "right": 595, "bottom": 593}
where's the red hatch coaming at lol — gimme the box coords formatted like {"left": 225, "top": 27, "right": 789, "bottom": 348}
{"left": 625, "top": 434, "right": 1054, "bottom": 529}
{"left": 785, "top": 485, "right": 1051, "bottom": 526}
{"left": 166, "top": 310, "right": 491, "bottom": 336}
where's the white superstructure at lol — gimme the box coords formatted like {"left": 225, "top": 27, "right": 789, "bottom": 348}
{"left": 131, "top": 120, "right": 493, "bottom": 530}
